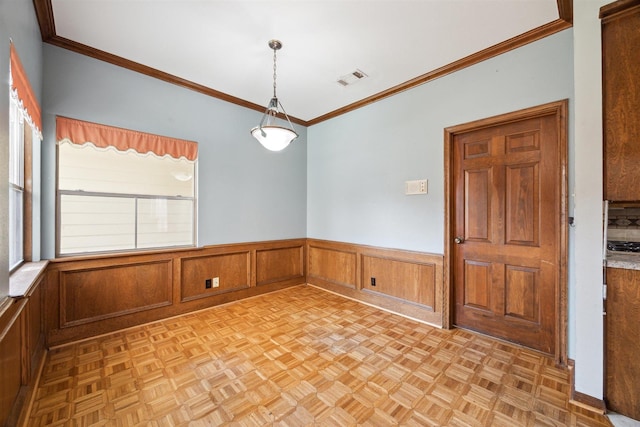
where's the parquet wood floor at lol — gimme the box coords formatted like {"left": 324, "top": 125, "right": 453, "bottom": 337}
{"left": 26, "top": 285, "right": 612, "bottom": 426}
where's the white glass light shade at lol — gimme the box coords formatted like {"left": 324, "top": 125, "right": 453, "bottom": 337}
{"left": 251, "top": 125, "right": 298, "bottom": 152}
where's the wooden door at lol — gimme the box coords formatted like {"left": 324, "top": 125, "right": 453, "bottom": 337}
{"left": 450, "top": 106, "right": 564, "bottom": 355}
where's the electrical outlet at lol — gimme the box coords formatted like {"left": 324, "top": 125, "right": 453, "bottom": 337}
{"left": 212, "top": 277, "right": 219, "bottom": 288}
{"left": 371, "top": 277, "right": 376, "bottom": 286}
{"left": 205, "top": 278, "right": 212, "bottom": 289}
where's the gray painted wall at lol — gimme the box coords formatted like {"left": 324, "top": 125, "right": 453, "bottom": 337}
{"left": 573, "top": 0, "right": 608, "bottom": 399}
{"left": 0, "top": 0, "right": 43, "bottom": 298}
{"left": 308, "top": 30, "right": 574, "bottom": 254}
{"left": 41, "top": 45, "right": 307, "bottom": 259}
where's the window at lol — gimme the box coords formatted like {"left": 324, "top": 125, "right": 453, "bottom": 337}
{"left": 56, "top": 117, "right": 198, "bottom": 256}
{"left": 9, "top": 96, "right": 24, "bottom": 269}
{"left": 9, "top": 43, "right": 40, "bottom": 270}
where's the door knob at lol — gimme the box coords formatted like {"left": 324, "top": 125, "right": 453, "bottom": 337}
{"left": 454, "top": 236, "right": 464, "bottom": 244}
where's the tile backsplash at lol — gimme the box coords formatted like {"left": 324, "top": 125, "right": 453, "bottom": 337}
{"left": 608, "top": 207, "right": 640, "bottom": 241}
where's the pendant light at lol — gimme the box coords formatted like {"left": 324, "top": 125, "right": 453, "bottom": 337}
{"left": 251, "top": 40, "right": 298, "bottom": 151}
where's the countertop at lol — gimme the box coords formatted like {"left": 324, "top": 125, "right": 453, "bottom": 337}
{"left": 606, "top": 251, "right": 640, "bottom": 270}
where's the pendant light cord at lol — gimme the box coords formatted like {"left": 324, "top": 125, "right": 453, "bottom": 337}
{"left": 272, "top": 47, "right": 278, "bottom": 99}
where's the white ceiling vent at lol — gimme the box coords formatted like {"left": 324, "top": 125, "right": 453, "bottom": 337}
{"left": 337, "top": 69, "right": 368, "bottom": 87}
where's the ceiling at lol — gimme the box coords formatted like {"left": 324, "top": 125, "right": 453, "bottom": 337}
{"left": 35, "top": 0, "right": 571, "bottom": 125}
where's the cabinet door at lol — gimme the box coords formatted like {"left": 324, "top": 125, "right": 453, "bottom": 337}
{"left": 605, "top": 268, "right": 640, "bottom": 420}
{"left": 602, "top": 4, "right": 640, "bottom": 200}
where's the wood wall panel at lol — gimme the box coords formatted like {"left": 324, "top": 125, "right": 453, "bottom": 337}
{"left": 0, "top": 269, "right": 47, "bottom": 427}
{"left": 0, "top": 299, "right": 26, "bottom": 426}
{"left": 361, "top": 255, "right": 436, "bottom": 310}
{"left": 26, "top": 283, "right": 42, "bottom": 364}
{"left": 60, "top": 260, "right": 173, "bottom": 327}
{"left": 181, "top": 252, "right": 251, "bottom": 301}
{"left": 307, "top": 239, "right": 444, "bottom": 327}
{"left": 46, "top": 239, "right": 306, "bottom": 346}
{"left": 308, "top": 245, "right": 357, "bottom": 289}
{"left": 46, "top": 238, "right": 437, "bottom": 348}
{"left": 256, "top": 245, "right": 304, "bottom": 286}
{"left": 25, "top": 279, "right": 44, "bottom": 384}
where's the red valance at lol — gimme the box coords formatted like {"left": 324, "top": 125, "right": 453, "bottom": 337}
{"left": 10, "top": 42, "right": 42, "bottom": 132}
{"left": 56, "top": 116, "right": 198, "bottom": 161}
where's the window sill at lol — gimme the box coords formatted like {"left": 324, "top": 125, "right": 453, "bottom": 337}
{"left": 9, "top": 260, "right": 48, "bottom": 298}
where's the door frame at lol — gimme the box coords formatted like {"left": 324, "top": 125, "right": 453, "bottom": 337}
{"left": 443, "top": 99, "right": 569, "bottom": 365}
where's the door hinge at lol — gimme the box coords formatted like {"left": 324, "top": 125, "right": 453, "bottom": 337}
{"left": 603, "top": 283, "right": 607, "bottom": 300}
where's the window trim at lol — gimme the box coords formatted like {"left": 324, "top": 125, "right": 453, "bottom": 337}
{"left": 23, "top": 123, "right": 33, "bottom": 263}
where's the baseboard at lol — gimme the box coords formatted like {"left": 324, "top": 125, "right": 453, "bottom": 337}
{"left": 567, "top": 359, "right": 608, "bottom": 415}
{"left": 308, "top": 283, "right": 441, "bottom": 328}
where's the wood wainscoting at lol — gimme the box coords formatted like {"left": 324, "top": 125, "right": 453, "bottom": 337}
{"left": 180, "top": 252, "right": 250, "bottom": 302}
{"left": 307, "top": 239, "right": 444, "bottom": 326}
{"left": 0, "top": 271, "right": 46, "bottom": 427}
{"left": 45, "top": 239, "right": 306, "bottom": 347}
{"left": 0, "top": 299, "right": 25, "bottom": 426}
{"left": 45, "top": 238, "right": 442, "bottom": 346}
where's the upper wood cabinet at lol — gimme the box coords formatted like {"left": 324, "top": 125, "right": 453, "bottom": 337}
{"left": 602, "top": 0, "right": 640, "bottom": 201}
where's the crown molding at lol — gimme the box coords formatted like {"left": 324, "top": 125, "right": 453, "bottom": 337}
{"left": 306, "top": 18, "right": 572, "bottom": 126}
{"left": 32, "top": 0, "right": 573, "bottom": 128}
{"left": 31, "top": 0, "right": 308, "bottom": 126}
{"left": 557, "top": 0, "right": 573, "bottom": 24}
